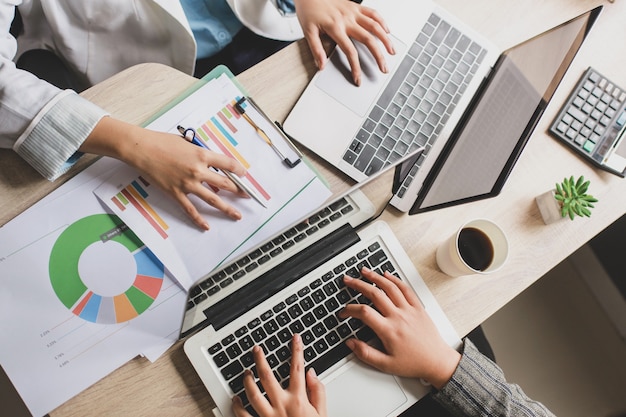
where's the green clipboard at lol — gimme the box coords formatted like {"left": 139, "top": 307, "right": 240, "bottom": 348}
{"left": 142, "top": 65, "right": 327, "bottom": 186}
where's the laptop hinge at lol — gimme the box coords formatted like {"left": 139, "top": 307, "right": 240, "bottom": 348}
{"left": 203, "top": 223, "right": 360, "bottom": 331}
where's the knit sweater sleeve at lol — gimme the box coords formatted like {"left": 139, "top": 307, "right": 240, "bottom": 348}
{"left": 432, "top": 339, "right": 555, "bottom": 417}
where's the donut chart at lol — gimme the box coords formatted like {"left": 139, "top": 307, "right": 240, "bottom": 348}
{"left": 49, "top": 214, "right": 164, "bottom": 324}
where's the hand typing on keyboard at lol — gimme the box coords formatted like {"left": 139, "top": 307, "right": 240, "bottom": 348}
{"left": 231, "top": 268, "right": 554, "bottom": 417}
{"left": 230, "top": 267, "right": 460, "bottom": 417}
{"left": 232, "top": 333, "right": 327, "bottom": 417}
{"left": 339, "top": 268, "right": 461, "bottom": 389}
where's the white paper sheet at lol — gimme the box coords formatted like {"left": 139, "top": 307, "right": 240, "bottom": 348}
{"left": 94, "top": 74, "right": 332, "bottom": 289}
{"left": 0, "top": 158, "right": 186, "bottom": 417}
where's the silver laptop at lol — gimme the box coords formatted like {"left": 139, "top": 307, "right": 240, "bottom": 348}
{"left": 283, "top": 0, "right": 601, "bottom": 213}
{"left": 182, "top": 147, "right": 463, "bottom": 417}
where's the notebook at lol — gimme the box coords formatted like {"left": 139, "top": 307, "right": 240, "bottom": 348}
{"left": 182, "top": 146, "right": 463, "bottom": 417}
{"left": 283, "top": 0, "right": 602, "bottom": 214}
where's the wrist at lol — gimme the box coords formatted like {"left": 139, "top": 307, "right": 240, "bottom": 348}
{"left": 80, "top": 116, "right": 144, "bottom": 166}
{"left": 427, "top": 348, "right": 461, "bottom": 390}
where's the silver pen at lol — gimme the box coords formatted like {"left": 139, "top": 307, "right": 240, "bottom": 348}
{"left": 177, "top": 125, "right": 267, "bottom": 208}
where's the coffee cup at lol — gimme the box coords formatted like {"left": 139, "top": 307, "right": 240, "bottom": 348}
{"left": 436, "top": 219, "right": 508, "bottom": 277}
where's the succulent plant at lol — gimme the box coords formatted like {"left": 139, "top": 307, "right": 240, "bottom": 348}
{"left": 554, "top": 175, "right": 598, "bottom": 220}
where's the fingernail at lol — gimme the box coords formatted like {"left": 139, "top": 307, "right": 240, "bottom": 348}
{"left": 202, "top": 222, "right": 210, "bottom": 231}
{"left": 343, "top": 275, "right": 353, "bottom": 282}
{"left": 345, "top": 339, "right": 355, "bottom": 350}
{"left": 361, "top": 266, "right": 370, "bottom": 272}
{"left": 233, "top": 211, "right": 242, "bottom": 220}
{"left": 308, "top": 367, "right": 317, "bottom": 378}
{"left": 354, "top": 76, "right": 361, "bottom": 86}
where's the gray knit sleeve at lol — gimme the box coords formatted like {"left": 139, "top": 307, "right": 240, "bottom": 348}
{"left": 432, "top": 339, "right": 555, "bottom": 417}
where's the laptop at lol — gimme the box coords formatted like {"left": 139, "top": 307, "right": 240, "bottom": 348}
{"left": 283, "top": 0, "right": 601, "bottom": 213}
{"left": 182, "top": 147, "right": 462, "bottom": 417}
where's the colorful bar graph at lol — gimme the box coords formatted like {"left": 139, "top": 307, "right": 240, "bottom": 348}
{"left": 110, "top": 176, "right": 169, "bottom": 239}
{"left": 194, "top": 103, "right": 272, "bottom": 202}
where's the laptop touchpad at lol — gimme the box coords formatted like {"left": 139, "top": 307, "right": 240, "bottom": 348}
{"left": 325, "top": 362, "right": 407, "bottom": 416}
{"left": 315, "top": 35, "right": 405, "bottom": 117}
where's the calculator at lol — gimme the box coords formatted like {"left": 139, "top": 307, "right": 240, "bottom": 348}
{"left": 549, "top": 67, "right": 626, "bottom": 177}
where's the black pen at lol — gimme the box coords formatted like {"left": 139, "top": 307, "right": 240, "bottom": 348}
{"left": 177, "top": 125, "right": 267, "bottom": 208}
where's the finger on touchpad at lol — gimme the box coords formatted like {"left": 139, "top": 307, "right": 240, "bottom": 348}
{"left": 315, "top": 35, "right": 406, "bottom": 117}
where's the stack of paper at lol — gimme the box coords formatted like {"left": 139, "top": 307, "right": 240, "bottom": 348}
{"left": 0, "top": 71, "right": 330, "bottom": 416}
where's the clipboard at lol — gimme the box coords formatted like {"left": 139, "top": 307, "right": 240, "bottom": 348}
{"left": 143, "top": 65, "right": 326, "bottom": 183}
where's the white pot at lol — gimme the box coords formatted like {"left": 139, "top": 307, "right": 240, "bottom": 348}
{"left": 536, "top": 189, "right": 564, "bottom": 224}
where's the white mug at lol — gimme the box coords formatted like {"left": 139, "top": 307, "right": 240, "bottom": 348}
{"left": 436, "top": 219, "right": 509, "bottom": 277}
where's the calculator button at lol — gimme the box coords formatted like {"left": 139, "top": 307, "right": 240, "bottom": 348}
{"left": 583, "top": 140, "right": 595, "bottom": 153}
{"left": 567, "top": 106, "right": 586, "bottom": 122}
{"left": 617, "top": 111, "right": 626, "bottom": 127}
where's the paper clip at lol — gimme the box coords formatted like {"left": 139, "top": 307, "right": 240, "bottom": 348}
{"left": 235, "top": 97, "right": 301, "bottom": 168}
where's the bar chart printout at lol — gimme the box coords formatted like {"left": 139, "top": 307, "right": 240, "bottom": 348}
{"left": 95, "top": 73, "right": 332, "bottom": 288}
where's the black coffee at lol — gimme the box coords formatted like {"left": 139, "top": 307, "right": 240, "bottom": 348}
{"left": 458, "top": 227, "right": 494, "bottom": 271}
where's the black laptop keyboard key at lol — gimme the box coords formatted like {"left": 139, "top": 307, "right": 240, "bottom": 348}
{"left": 306, "top": 343, "right": 352, "bottom": 376}
{"left": 276, "top": 311, "right": 290, "bottom": 326}
{"left": 239, "top": 335, "right": 254, "bottom": 351}
{"left": 221, "top": 361, "right": 243, "bottom": 380}
{"left": 213, "top": 351, "right": 230, "bottom": 367}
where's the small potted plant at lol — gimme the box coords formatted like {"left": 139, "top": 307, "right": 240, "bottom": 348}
{"left": 536, "top": 175, "right": 598, "bottom": 224}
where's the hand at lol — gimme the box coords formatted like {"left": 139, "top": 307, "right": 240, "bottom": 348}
{"left": 338, "top": 268, "right": 461, "bottom": 389}
{"left": 81, "top": 117, "right": 247, "bottom": 230}
{"left": 232, "top": 334, "right": 327, "bottom": 417}
{"left": 294, "top": 0, "right": 395, "bottom": 86}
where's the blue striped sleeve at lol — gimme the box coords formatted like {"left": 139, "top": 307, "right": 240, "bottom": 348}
{"left": 432, "top": 339, "right": 555, "bottom": 417}
{"left": 13, "top": 91, "right": 108, "bottom": 180}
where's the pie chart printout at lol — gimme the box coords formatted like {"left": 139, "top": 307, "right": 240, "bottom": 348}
{"left": 49, "top": 214, "right": 164, "bottom": 324}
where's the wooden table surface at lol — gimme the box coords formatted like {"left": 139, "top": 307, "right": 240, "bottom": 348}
{"left": 1, "top": 0, "right": 623, "bottom": 415}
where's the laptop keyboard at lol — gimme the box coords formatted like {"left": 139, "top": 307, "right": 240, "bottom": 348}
{"left": 206, "top": 239, "right": 397, "bottom": 413}
{"left": 186, "top": 197, "right": 357, "bottom": 311}
{"left": 342, "top": 13, "right": 486, "bottom": 198}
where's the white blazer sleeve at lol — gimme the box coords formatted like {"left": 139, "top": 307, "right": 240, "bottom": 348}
{"left": 0, "top": 1, "right": 107, "bottom": 180}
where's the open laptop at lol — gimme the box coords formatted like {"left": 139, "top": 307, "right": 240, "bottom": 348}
{"left": 182, "top": 146, "right": 463, "bottom": 417}
{"left": 283, "top": 0, "right": 601, "bottom": 213}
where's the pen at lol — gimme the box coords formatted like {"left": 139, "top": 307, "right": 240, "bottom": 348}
{"left": 177, "top": 125, "right": 267, "bottom": 208}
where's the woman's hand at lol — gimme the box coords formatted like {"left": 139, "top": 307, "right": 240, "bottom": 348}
{"left": 294, "top": 0, "right": 395, "bottom": 86}
{"left": 81, "top": 117, "right": 247, "bottom": 230}
{"left": 232, "top": 334, "right": 327, "bottom": 417}
{"left": 339, "top": 268, "right": 461, "bottom": 389}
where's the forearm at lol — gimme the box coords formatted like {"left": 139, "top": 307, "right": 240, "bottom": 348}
{"left": 1, "top": 3, "right": 108, "bottom": 179}
{"left": 432, "top": 339, "right": 555, "bottom": 417}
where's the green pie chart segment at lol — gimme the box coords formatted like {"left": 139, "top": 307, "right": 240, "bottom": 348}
{"left": 49, "top": 214, "right": 164, "bottom": 324}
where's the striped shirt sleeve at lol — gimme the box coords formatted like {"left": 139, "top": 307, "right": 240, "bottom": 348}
{"left": 13, "top": 91, "right": 108, "bottom": 180}
{"left": 432, "top": 339, "right": 555, "bottom": 417}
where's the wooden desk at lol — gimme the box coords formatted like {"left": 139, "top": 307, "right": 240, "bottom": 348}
{"left": 1, "top": 0, "right": 623, "bottom": 415}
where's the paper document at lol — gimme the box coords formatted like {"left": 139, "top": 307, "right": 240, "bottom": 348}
{"left": 95, "top": 73, "right": 331, "bottom": 289}
{"left": 0, "top": 158, "right": 186, "bottom": 417}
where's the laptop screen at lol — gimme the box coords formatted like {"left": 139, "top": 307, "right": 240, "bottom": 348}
{"left": 409, "top": 7, "right": 601, "bottom": 214}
